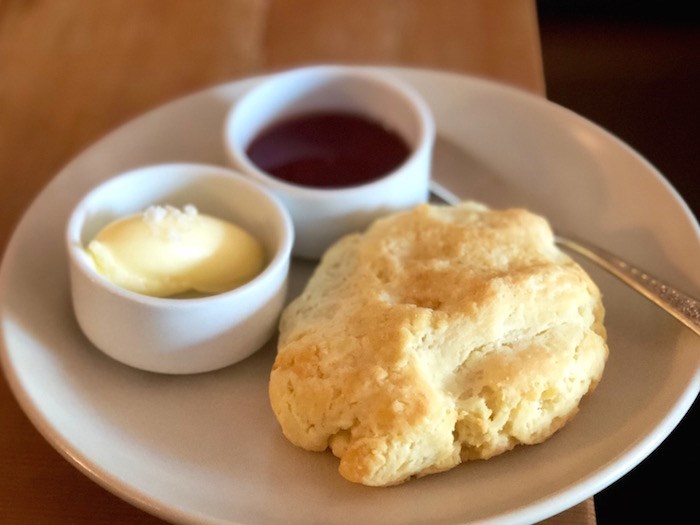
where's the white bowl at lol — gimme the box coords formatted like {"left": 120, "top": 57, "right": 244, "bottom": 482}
{"left": 65, "top": 163, "right": 294, "bottom": 374}
{"left": 223, "top": 64, "right": 435, "bottom": 260}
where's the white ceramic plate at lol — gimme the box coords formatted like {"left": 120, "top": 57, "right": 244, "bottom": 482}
{"left": 1, "top": 68, "right": 699, "bottom": 525}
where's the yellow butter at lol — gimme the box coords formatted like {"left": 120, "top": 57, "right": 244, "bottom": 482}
{"left": 87, "top": 204, "right": 265, "bottom": 297}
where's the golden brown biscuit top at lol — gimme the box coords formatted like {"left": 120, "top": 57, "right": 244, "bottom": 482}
{"left": 270, "top": 202, "right": 608, "bottom": 486}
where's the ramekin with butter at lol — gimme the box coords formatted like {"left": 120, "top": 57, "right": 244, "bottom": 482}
{"left": 66, "top": 163, "right": 293, "bottom": 374}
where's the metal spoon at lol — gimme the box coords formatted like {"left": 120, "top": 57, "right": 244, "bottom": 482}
{"left": 429, "top": 180, "right": 700, "bottom": 336}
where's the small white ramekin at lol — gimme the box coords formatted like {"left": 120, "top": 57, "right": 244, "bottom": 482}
{"left": 65, "top": 163, "right": 294, "bottom": 374}
{"left": 223, "top": 65, "right": 435, "bottom": 260}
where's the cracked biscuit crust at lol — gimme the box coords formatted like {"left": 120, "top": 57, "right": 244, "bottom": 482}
{"left": 269, "top": 202, "right": 608, "bottom": 486}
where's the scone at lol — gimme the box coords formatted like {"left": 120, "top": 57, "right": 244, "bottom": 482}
{"left": 269, "top": 202, "right": 608, "bottom": 486}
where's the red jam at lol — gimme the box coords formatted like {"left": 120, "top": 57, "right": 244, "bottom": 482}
{"left": 245, "top": 111, "right": 411, "bottom": 188}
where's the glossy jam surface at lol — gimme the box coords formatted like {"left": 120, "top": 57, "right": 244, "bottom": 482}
{"left": 246, "top": 112, "right": 411, "bottom": 188}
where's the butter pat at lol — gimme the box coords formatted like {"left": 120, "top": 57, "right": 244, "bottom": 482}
{"left": 87, "top": 204, "right": 265, "bottom": 297}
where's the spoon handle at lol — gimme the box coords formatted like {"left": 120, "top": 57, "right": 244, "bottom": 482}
{"left": 428, "top": 180, "right": 700, "bottom": 336}
{"left": 554, "top": 235, "right": 700, "bottom": 336}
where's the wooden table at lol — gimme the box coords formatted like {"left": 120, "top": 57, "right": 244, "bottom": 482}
{"left": 0, "top": 1, "right": 594, "bottom": 523}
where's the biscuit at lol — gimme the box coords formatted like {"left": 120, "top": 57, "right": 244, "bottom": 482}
{"left": 269, "top": 202, "right": 608, "bottom": 486}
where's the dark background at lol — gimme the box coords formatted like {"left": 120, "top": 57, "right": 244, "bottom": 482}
{"left": 536, "top": 1, "right": 699, "bottom": 522}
